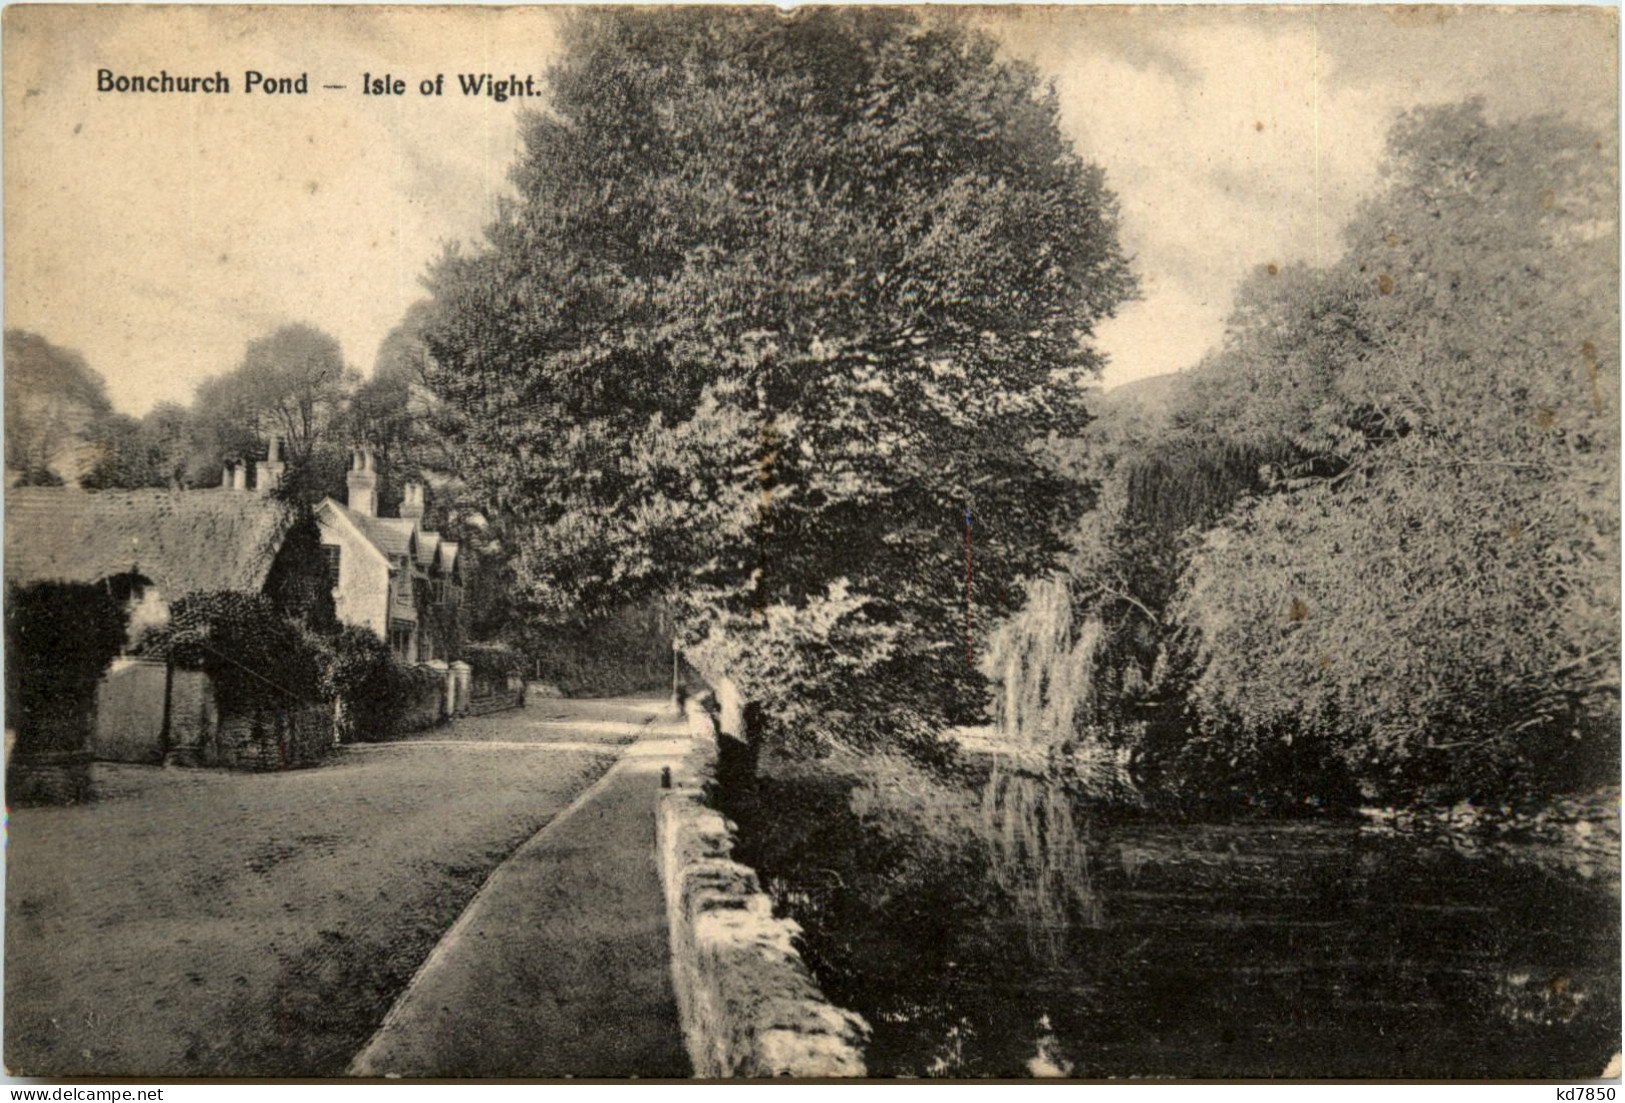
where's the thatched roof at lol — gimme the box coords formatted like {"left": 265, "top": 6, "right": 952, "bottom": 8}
{"left": 5, "top": 487, "right": 295, "bottom": 595}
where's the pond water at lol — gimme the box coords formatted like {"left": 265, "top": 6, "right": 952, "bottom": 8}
{"left": 721, "top": 759, "right": 1620, "bottom": 1079}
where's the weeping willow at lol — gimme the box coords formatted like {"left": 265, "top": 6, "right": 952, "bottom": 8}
{"left": 981, "top": 575, "right": 1104, "bottom": 745}
{"left": 979, "top": 768, "right": 1102, "bottom": 960}
{"left": 982, "top": 431, "right": 1296, "bottom": 753}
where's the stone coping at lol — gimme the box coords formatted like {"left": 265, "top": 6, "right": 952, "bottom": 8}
{"left": 656, "top": 698, "right": 870, "bottom": 1079}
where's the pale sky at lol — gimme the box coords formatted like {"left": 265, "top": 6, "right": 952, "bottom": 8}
{"left": 4, "top": 5, "right": 1617, "bottom": 414}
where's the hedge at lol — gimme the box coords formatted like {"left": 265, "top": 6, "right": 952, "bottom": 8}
{"left": 311, "top": 625, "right": 442, "bottom": 741}
{"left": 6, "top": 580, "right": 128, "bottom": 757}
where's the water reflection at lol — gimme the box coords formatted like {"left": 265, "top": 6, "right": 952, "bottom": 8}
{"left": 979, "top": 768, "right": 1103, "bottom": 956}
{"left": 723, "top": 756, "right": 1621, "bottom": 1079}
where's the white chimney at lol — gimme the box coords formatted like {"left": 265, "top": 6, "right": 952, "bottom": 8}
{"left": 400, "top": 480, "right": 425, "bottom": 522}
{"left": 346, "top": 447, "right": 378, "bottom": 517}
{"left": 230, "top": 461, "right": 248, "bottom": 492}
{"left": 258, "top": 435, "right": 285, "bottom": 494}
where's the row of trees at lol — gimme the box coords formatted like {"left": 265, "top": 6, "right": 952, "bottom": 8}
{"left": 6, "top": 318, "right": 454, "bottom": 509}
{"left": 990, "top": 101, "right": 1619, "bottom": 806}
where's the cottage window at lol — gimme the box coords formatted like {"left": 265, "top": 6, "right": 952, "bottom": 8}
{"left": 388, "top": 619, "right": 414, "bottom": 659}
{"left": 322, "top": 545, "right": 341, "bottom": 588}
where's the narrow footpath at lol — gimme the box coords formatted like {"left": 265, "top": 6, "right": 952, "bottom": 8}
{"left": 348, "top": 701, "right": 692, "bottom": 1079}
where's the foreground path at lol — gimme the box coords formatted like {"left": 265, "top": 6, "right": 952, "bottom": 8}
{"left": 5, "top": 698, "right": 658, "bottom": 1077}
{"left": 348, "top": 706, "right": 692, "bottom": 1079}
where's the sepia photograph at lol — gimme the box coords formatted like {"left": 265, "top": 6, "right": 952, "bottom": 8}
{"left": 1, "top": 2, "right": 1619, "bottom": 1083}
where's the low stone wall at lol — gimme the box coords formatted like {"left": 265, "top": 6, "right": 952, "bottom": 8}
{"left": 208, "top": 703, "right": 333, "bottom": 770}
{"left": 397, "top": 677, "right": 446, "bottom": 734}
{"left": 657, "top": 700, "right": 869, "bottom": 1078}
{"left": 167, "top": 680, "right": 332, "bottom": 771}
{"left": 468, "top": 688, "right": 524, "bottom": 717}
{"left": 7, "top": 750, "right": 94, "bottom": 805}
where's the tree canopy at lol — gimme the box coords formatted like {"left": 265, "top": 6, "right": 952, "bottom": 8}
{"left": 5, "top": 329, "right": 114, "bottom": 486}
{"left": 189, "top": 323, "right": 358, "bottom": 499}
{"left": 1168, "top": 102, "right": 1619, "bottom": 801}
{"left": 423, "top": 8, "right": 1136, "bottom": 750}
{"left": 987, "top": 101, "right": 1619, "bottom": 805}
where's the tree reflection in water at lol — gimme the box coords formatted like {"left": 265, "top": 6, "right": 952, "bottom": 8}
{"left": 979, "top": 767, "right": 1103, "bottom": 958}
{"left": 727, "top": 750, "right": 1105, "bottom": 1076}
{"left": 722, "top": 748, "right": 1620, "bottom": 1079}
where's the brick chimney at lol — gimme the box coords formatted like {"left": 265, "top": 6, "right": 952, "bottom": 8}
{"left": 347, "top": 447, "right": 378, "bottom": 517}
{"left": 399, "top": 479, "right": 425, "bottom": 523}
{"left": 257, "top": 435, "right": 285, "bottom": 494}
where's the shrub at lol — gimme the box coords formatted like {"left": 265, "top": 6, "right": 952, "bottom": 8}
{"left": 136, "top": 591, "right": 320, "bottom": 714}
{"left": 5, "top": 580, "right": 128, "bottom": 757}
{"left": 462, "top": 641, "right": 522, "bottom": 688}
{"left": 311, "top": 625, "right": 442, "bottom": 741}
{"left": 522, "top": 603, "right": 672, "bottom": 697}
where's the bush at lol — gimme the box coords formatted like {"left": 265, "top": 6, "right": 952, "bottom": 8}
{"left": 462, "top": 641, "right": 522, "bottom": 688}
{"left": 523, "top": 604, "right": 672, "bottom": 697}
{"left": 311, "top": 626, "right": 442, "bottom": 741}
{"left": 5, "top": 580, "right": 128, "bottom": 757}
{"left": 136, "top": 591, "right": 320, "bottom": 714}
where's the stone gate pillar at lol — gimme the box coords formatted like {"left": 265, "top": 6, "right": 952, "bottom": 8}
{"left": 450, "top": 661, "right": 473, "bottom": 717}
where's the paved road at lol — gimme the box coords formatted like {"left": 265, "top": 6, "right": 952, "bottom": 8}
{"left": 348, "top": 701, "right": 692, "bottom": 1079}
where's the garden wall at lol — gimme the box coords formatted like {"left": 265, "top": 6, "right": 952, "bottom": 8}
{"left": 165, "top": 673, "right": 331, "bottom": 770}
{"left": 208, "top": 703, "right": 332, "bottom": 770}
{"left": 468, "top": 686, "right": 525, "bottom": 717}
{"left": 397, "top": 676, "right": 446, "bottom": 733}
{"left": 657, "top": 698, "right": 869, "bottom": 1078}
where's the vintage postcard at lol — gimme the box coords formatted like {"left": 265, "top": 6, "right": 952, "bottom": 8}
{"left": 2, "top": 3, "right": 1619, "bottom": 1082}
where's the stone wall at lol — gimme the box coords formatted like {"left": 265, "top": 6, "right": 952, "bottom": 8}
{"left": 165, "top": 673, "right": 332, "bottom": 771}
{"left": 166, "top": 668, "right": 215, "bottom": 756}
{"left": 7, "top": 751, "right": 94, "bottom": 805}
{"left": 207, "top": 702, "right": 333, "bottom": 770}
{"left": 397, "top": 676, "right": 446, "bottom": 733}
{"left": 468, "top": 687, "right": 524, "bottom": 717}
{"left": 657, "top": 699, "right": 869, "bottom": 1078}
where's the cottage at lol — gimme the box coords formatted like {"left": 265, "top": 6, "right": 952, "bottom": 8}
{"left": 4, "top": 472, "right": 308, "bottom": 619}
{"left": 315, "top": 448, "right": 464, "bottom": 664}
{"left": 4, "top": 459, "right": 326, "bottom": 765}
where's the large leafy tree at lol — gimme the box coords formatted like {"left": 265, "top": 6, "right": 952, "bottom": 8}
{"left": 425, "top": 8, "right": 1135, "bottom": 750}
{"left": 191, "top": 323, "right": 357, "bottom": 499}
{"left": 1168, "top": 102, "right": 1619, "bottom": 801}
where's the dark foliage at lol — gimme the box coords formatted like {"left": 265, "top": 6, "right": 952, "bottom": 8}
{"left": 312, "top": 625, "right": 441, "bottom": 741}
{"left": 462, "top": 641, "right": 523, "bottom": 689}
{"left": 261, "top": 505, "right": 338, "bottom": 629}
{"left": 136, "top": 591, "right": 321, "bottom": 713}
{"left": 522, "top": 603, "right": 673, "bottom": 696}
{"left": 5, "top": 580, "right": 129, "bottom": 756}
